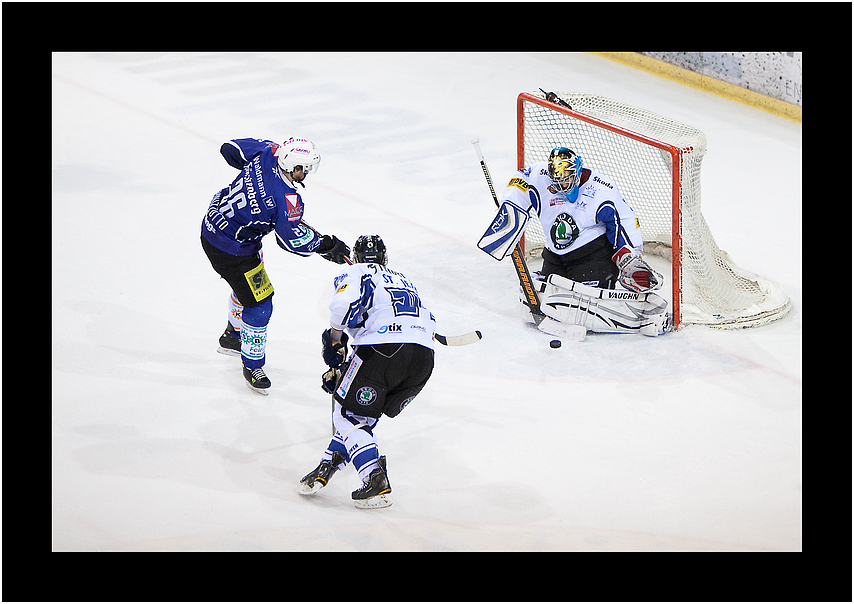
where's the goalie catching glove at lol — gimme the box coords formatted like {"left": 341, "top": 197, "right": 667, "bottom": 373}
{"left": 612, "top": 245, "right": 663, "bottom": 293}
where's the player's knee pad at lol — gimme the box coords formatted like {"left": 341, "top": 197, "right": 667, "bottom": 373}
{"left": 241, "top": 296, "right": 272, "bottom": 328}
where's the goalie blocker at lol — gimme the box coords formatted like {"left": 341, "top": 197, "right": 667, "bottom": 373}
{"left": 529, "top": 273, "right": 671, "bottom": 337}
{"left": 477, "top": 201, "right": 529, "bottom": 261}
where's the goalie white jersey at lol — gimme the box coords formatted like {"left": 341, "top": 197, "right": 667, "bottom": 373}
{"left": 502, "top": 163, "right": 644, "bottom": 255}
{"left": 329, "top": 263, "right": 437, "bottom": 350}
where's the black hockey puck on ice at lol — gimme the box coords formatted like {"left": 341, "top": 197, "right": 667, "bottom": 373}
{"left": 549, "top": 339, "right": 561, "bottom": 348}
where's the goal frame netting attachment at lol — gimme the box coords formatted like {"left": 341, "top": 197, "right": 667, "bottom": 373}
{"left": 517, "top": 91, "right": 791, "bottom": 330}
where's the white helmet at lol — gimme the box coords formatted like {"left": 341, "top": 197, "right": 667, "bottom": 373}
{"left": 276, "top": 137, "right": 321, "bottom": 176}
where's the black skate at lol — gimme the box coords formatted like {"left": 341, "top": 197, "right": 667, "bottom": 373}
{"left": 243, "top": 365, "right": 271, "bottom": 395}
{"left": 352, "top": 456, "right": 392, "bottom": 509}
{"left": 217, "top": 323, "right": 241, "bottom": 357}
{"left": 299, "top": 451, "right": 346, "bottom": 495}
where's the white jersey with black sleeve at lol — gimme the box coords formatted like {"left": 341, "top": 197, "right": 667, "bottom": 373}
{"left": 328, "top": 262, "right": 437, "bottom": 351}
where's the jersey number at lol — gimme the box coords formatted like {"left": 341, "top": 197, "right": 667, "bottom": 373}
{"left": 219, "top": 178, "right": 247, "bottom": 218}
{"left": 386, "top": 287, "right": 421, "bottom": 317}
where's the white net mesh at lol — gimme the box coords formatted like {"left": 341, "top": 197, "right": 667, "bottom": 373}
{"left": 519, "top": 91, "right": 790, "bottom": 329}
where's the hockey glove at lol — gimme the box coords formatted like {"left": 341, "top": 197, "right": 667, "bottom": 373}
{"left": 321, "top": 329, "right": 349, "bottom": 368}
{"left": 317, "top": 235, "right": 351, "bottom": 264}
{"left": 321, "top": 367, "right": 341, "bottom": 394}
{"left": 612, "top": 245, "right": 663, "bottom": 293}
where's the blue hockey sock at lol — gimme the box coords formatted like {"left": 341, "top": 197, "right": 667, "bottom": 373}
{"left": 241, "top": 298, "right": 272, "bottom": 369}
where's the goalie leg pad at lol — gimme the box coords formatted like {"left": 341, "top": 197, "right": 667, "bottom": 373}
{"left": 540, "top": 274, "right": 669, "bottom": 335}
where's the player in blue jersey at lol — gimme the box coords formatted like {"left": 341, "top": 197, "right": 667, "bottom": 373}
{"left": 201, "top": 137, "right": 350, "bottom": 394}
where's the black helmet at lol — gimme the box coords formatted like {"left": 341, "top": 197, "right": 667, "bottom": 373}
{"left": 352, "top": 235, "right": 388, "bottom": 265}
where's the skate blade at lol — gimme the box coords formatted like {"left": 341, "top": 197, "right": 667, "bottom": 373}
{"left": 354, "top": 493, "right": 392, "bottom": 509}
{"left": 217, "top": 347, "right": 241, "bottom": 357}
{"left": 245, "top": 381, "right": 270, "bottom": 396}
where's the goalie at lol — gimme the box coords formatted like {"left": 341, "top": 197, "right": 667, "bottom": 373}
{"left": 479, "top": 146, "right": 670, "bottom": 336}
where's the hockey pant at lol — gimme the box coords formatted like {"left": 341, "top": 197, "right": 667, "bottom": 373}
{"left": 535, "top": 273, "right": 669, "bottom": 336}
{"left": 323, "top": 402, "right": 382, "bottom": 482}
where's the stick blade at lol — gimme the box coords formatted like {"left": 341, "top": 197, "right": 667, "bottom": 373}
{"left": 536, "top": 318, "right": 587, "bottom": 341}
{"left": 435, "top": 331, "right": 482, "bottom": 346}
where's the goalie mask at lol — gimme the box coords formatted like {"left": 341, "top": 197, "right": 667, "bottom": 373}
{"left": 276, "top": 137, "right": 321, "bottom": 179}
{"left": 353, "top": 235, "right": 388, "bottom": 265}
{"left": 547, "top": 147, "right": 583, "bottom": 202}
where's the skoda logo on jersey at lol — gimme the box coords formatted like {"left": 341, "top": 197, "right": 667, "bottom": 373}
{"left": 356, "top": 386, "right": 377, "bottom": 406}
{"left": 551, "top": 213, "right": 579, "bottom": 250}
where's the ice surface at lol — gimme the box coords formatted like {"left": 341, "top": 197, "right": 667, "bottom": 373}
{"left": 52, "top": 52, "right": 801, "bottom": 551}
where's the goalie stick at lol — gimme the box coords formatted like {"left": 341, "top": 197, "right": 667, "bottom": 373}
{"left": 471, "top": 139, "right": 586, "bottom": 342}
{"left": 471, "top": 139, "right": 543, "bottom": 323}
{"left": 302, "top": 221, "right": 482, "bottom": 347}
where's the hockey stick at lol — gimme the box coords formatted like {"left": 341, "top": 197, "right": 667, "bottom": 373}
{"left": 471, "top": 139, "right": 547, "bottom": 326}
{"left": 435, "top": 331, "right": 482, "bottom": 346}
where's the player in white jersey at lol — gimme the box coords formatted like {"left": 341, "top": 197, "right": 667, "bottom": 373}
{"left": 503, "top": 147, "right": 660, "bottom": 292}
{"left": 298, "top": 235, "right": 436, "bottom": 508}
{"left": 498, "top": 147, "right": 670, "bottom": 336}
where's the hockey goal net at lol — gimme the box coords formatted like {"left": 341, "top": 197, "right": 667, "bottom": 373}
{"left": 517, "top": 91, "right": 791, "bottom": 330}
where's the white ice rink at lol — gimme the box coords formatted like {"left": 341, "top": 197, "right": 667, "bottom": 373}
{"left": 52, "top": 52, "right": 802, "bottom": 551}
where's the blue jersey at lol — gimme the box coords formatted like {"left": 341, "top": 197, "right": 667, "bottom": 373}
{"left": 201, "top": 138, "right": 323, "bottom": 257}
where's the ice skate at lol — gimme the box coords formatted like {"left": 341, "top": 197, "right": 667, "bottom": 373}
{"left": 243, "top": 365, "right": 271, "bottom": 395}
{"left": 299, "top": 451, "right": 346, "bottom": 495}
{"left": 217, "top": 323, "right": 241, "bottom": 357}
{"left": 352, "top": 456, "right": 392, "bottom": 509}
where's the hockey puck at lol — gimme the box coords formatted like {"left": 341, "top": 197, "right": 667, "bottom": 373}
{"left": 549, "top": 339, "right": 561, "bottom": 348}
